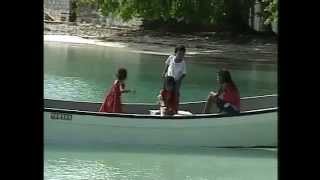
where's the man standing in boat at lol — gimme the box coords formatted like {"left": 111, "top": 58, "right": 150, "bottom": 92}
{"left": 161, "top": 45, "right": 187, "bottom": 111}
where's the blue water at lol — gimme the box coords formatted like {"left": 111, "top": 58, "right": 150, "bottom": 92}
{"left": 44, "top": 42, "right": 277, "bottom": 103}
{"left": 45, "top": 144, "right": 277, "bottom": 180}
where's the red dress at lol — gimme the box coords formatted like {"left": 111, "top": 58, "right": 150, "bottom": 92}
{"left": 99, "top": 80, "right": 124, "bottom": 113}
{"left": 160, "top": 89, "right": 178, "bottom": 114}
{"left": 219, "top": 83, "right": 240, "bottom": 110}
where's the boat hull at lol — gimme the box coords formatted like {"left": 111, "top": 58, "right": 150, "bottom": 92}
{"left": 44, "top": 111, "right": 277, "bottom": 147}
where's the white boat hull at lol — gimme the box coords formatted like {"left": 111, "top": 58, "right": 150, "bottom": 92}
{"left": 44, "top": 110, "right": 277, "bottom": 147}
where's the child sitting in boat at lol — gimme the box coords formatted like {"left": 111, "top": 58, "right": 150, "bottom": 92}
{"left": 99, "top": 68, "right": 135, "bottom": 113}
{"left": 202, "top": 69, "right": 240, "bottom": 115}
{"left": 158, "top": 76, "right": 178, "bottom": 116}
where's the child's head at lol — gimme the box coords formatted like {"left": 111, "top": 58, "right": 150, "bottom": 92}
{"left": 116, "top": 68, "right": 127, "bottom": 81}
{"left": 174, "top": 45, "right": 186, "bottom": 59}
{"left": 217, "top": 69, "right": 233, "bottom": 84}
{"left": 164, "top": 76, "right": 175, "bottom": 91}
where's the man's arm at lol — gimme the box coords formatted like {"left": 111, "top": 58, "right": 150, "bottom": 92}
{"left": 162, "top": 64, "right": 169, "bottom": 78}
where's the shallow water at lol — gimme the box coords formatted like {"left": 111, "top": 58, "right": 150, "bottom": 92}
{"left": 45, "top": 144, "right": 277, "bottom": 180}
{"left": 44, "top": 42, "right": 277, "bottom": 103}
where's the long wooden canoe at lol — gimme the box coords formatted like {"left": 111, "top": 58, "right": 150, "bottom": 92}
{"left": 44, "top": 94, "right": 277, "bottom": 148}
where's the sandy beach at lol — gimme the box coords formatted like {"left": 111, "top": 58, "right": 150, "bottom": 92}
{"left": 44, "top": 22, "right": 277, "bottom": 63}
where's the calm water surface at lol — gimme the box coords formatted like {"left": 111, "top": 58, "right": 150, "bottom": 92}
{"left": 45, "top": 144, "right": 277, "bottom": 180}
{"left": 44, "top": 42, "right": 277, "bottom": 103}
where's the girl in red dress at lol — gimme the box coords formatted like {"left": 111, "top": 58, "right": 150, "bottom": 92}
{"left": 99, "top": 68, "right": 134, "bottom": 113}
{"left": 203, "top": 69, "right": 240, "bottom": 114}
{"left": 158, "top": 76, "right": 178, "bottom": 115}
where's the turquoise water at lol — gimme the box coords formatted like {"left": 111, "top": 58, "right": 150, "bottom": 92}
{"left": 45, "top": 144, "right": 277, "bottom": 180}
{"left": 44, "top": 41, "right": 277, "bottom": 180}
{"left": 44, "top": 42, "right": 277, "bottom": 103}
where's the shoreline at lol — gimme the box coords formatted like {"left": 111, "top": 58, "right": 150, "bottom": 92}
{"left": 44, "top": 23, "right": 277, "bottom": 64}
{"left": 44, "top": 35, "right": 172, "bottom": 56}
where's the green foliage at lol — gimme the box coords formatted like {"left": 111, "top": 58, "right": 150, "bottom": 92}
{"left": 79, "top": 0, "right": 258, "bottom": 32}
{"left": 262, "top": 0, "right": 278, "bottom": 25}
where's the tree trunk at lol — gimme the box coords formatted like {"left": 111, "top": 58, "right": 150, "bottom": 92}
{"left": 69, "top": 0, "right": 77, "bottom": 22}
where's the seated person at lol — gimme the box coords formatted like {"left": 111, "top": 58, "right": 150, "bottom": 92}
{"left": 158, "top": 76, "right": 178, "bottom": 116}
{"left": 202, "top": 69, "right": 240, "bottom": 115}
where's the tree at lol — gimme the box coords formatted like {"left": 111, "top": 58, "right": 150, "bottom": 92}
{"left": 69, "top": 0, "right": 78, "bottom": 22}
{"left": 262, "top": 0, "right": 278, "bottom": 25}
{"left": 78, "top": 0, "right": 258, "bottom": 32}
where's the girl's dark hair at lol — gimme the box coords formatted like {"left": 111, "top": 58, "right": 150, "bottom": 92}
{"left": 218, "top": 69, "right": 238, "bottom": 93}
{"left": 116, "top": 68, "right": 127, "bottom": 80}
{"left": 218, "top": 69, "right": 233, "bottom": 84}
{"left": 174, "top": 45, "right": 186, "bottom": 53}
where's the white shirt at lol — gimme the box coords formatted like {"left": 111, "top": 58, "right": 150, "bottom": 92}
{"left": 165, "top": 55, "right": 186, "bottom": 80}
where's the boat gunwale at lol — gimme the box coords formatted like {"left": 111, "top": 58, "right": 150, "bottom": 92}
{"left": 44, "top": 94, "right": 278, "bottom": 105}
{"left": 44, "top": 107, "right": 277, "bottom": 120}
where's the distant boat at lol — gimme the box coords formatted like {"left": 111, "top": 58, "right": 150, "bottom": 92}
{"left": 44, "top": 94, "right": 277, "bottom": 148}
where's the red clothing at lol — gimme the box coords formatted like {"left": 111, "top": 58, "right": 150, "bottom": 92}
{"left": 160, "top": 89, "right": 178, "bottom": 114}
{"left": 99, "top": 80, "right": 124, "bottom": 113}
{"left": 219, "top": 83, "right": 240, "bottom": 110}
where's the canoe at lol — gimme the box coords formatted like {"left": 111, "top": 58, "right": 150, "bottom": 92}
{"left": 44, "top": 94, "right": 277, "bottom": 148}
